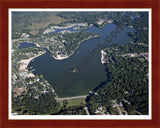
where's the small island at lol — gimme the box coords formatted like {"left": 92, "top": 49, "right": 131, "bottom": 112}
{"left": 70, "top": 67, "right": 78, "bottom": 73}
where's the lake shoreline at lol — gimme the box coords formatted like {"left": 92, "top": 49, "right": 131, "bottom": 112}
{"left": 51, "top": 34, "right": 100, "bottom": 60}
{"left": 43, "top": 23, "right": 87, "bottom": 34}
{"left": 27, "top": 23, "right": 135, "bottom": 97}
{"left": 20, "top": 51, "right": 46, "bottom": 76}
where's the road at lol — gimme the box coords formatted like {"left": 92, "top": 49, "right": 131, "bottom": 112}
{"left": 15, "top": 72, "right": 27, "bottom": 88}
{"left": 84, "top": 107, "right": 90, "bottom": 115}
{"left": 55, "top": 95, "right": 87, "bottom": 101}
{"left": 12, "top": 39, "right": 23, "bottom": 43}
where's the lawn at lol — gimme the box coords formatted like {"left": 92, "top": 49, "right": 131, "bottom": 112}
{"left": 59, "top": 97, "right": 86, "bottom": 108}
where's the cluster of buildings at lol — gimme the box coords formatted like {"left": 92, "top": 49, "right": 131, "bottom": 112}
{"left": 21, "top": 33, "right": 30, "bottom": 39}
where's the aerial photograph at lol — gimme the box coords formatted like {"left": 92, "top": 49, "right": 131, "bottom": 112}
{"left": 10, "top": 10, "right": 150, "bottom": 117}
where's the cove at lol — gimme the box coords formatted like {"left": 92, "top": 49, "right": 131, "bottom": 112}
{"left": 28, "top": 23, "right": 135, "bottom": 98}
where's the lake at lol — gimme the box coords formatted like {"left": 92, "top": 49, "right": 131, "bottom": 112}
{"left": 18, "top": 42, "right": 36, "bottom": 49}
{"left": 26, "top": 23, "right": 135, "bottom": 97}
{"left": 51, "top": 25, "right": 82, "bottom": 33}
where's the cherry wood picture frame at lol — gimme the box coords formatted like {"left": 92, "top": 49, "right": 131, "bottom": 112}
{"left": 0, "top": 0, "right": 160, "bottom": 128}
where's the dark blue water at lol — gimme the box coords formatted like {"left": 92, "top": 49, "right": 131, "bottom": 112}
{"left": 50, "top": 25, "right": 81, "bottom": 33}
{"left": 28, "top": 23, "right": 135, "bottom": 97}
{"left": 18, "top": 42, "right": 36, "bottom": 49}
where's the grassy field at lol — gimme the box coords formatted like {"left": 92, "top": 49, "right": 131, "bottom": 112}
{"left": 27, "top": 13, "right": 70, "bottom": 35}
{"left": 12, "top": 12, "right": 72, "bottom": 36}
{"left": 59, "top": 97, "right": 86, "bottom": 108}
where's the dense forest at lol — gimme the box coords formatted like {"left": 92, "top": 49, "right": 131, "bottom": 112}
{"left": 12, "top": 92, "right": 87, "bottom": 115}
{"left": 86, "top": 43, "right": 149, "bottom": 115}
{"left": 128, "top": 12, "right": 149, "bottom": 44}
{"left": 86, "top": 12, "right": 149, "bottom": 115}
{"left": 12, "top": 92, "right": 60, "bottom": 115}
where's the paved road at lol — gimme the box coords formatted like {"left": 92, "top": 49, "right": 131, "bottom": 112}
{"left": 55, "top": 95, "right": 87, "bottom": 101}
{"left": 15, "top": 72, "right": 27, "bottom": 88}
{"left": 84, "top": 107, "right": 90, "bottom": 115}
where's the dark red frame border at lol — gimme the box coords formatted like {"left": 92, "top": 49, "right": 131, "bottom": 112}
{"left": 0, "top": 0, "right": 160, "bottom": 128}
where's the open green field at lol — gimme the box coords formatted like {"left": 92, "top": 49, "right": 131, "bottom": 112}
{"left": 27, "top": 13, "right": 71, "bottom": 35}
{"left": 59, "top": 97, "right": 86, "bottom": 108}
{"left": 12, "top": 12, "right": 72, "bottom": 37}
